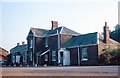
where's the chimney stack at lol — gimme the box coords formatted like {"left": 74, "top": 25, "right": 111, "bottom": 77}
{"left": 22, "top": 41, "right": 25, "bottom": 45}
{"left": 51, "top": 21, "right": 58, "bottom": 30}
{"left": 17, "top": 43, "right": 20, "bottom": 46}
{"left": 103, "top": 22, "right": 109, "bottom": 44}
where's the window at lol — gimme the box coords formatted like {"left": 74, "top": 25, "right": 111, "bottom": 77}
{"left": 30, "top": 52, "right": 32, "bottom": 61}
{"left": 44, "top": 54, "right": 48, "bottom": 61}
{"left": 82, "top": 48, "right": 88, "bottom": 61}
{"left": 52, "top": 51, "right": 56, "bottom": 61}
{"left": 30, "top": 39, "right": 33, "bottom": 48}
{"left": 16, "top": 55, "right": 20, "bottom": 63}
{"left": 12, "top": 56, "right": 15, "bottom": 63}
{"left": 45, "top": 38, "right": 48, "bottom": 47}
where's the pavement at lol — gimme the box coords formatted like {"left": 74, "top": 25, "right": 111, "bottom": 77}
{"left": 1, "top": 66, "right": 120, "bottom": 77}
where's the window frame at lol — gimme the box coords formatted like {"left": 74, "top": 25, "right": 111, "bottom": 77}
{"left": 45, "top": 38, "right": 48, "bottom": 47}
{"left": 30, "top": 51, "right": 33, "bottom": 61}
{"left": 52, "top": 51, "right": 56, "bottom": 61}
{"left": 30, "top": 39, "right": 33, "bottom": 48}
{"left": 44, "top": 54, "right": 48, "bottom": 61}
{"left": 81, "top": 48, "right": 88, "bottom": 61}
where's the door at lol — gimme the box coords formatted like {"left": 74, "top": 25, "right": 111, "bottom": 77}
{"left": 60, "top": 52, "right": 63, "bottom": 65}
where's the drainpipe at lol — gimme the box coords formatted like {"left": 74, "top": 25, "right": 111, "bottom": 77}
{"left": 57, "top": 30, "right": 60, "bottom": 50}
{"left": 78, "top": 47, "right": 80, "bottom": 65}
{"left": 33, "top": 28, "right": 35, "bottom": 66}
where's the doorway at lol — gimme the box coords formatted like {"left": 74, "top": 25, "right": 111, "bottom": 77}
{"left": 60, "top": 52, "right": 63, "bottom": 65}
{"left": 58, "top": 48, "right": 70, "bottom": 66}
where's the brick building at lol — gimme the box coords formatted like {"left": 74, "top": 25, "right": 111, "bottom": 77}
{"left": 27, "top": 21, "right": 120, "bottom": 66}
{"left": 10, "top": 42, "right": 27, "bottom": 66}
{"left": 0, "top": 47, "right": 8, "bottom": 61}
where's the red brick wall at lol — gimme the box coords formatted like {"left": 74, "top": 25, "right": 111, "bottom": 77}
{"left": 60, "top": 34, "right": 73, "bottom": 46}
{"left": 0, "top": 48, "right": 8, "bottom": 61}
{"left": 68, "top": 45, "right": 98, "bottom": 66}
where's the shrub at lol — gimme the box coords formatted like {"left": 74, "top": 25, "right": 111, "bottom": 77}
{"left": 99, "top": 48, "right": 120, "bottom": 65}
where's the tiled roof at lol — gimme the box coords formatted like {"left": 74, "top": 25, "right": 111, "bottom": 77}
{"left": 10, "top": 44, "right": 28, "bottom": 54}
{"left": 62, "top": 32, "right": 120, "bottom": 48}
{"left": 61, "top": 26, "right": 80, "bottom": 35}
{"left": 62, "top": 32, "right": 98, "bottom": 48}
{"left": 45, "top": 26, "right": 80, "bottom": 37}
{"left": 0, "top": 47, "right": 8, "bottom": 53}
{"left": 99, "top": 33, "right": 119, "bottom": 44}
{"left": 30, "top": 28, "right": 48, "bottom": 37}
{"left": 45, "top": 27, "right": 62, "bottom": 37}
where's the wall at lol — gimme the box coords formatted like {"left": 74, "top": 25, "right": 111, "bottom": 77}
{"left": 60, "top": 34, "right": 73, "bottom": 46}
{"left": 80, "top": 45, "right": 98, "bottom": 66}
{"left": 68, "top": 45, "right": 98, "bottom": 66}
{"left": 0, "top": 48, "right": 8, "bottom": 61}
{"left": 69, "top": 47, "right": 78, "bottom": 66}
{"left": 98, "top": 44, "right": 120, "bottom": 55}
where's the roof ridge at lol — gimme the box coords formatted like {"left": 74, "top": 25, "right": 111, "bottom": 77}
{"left": 30, "top": 27, "right": 48, "bottom": 31}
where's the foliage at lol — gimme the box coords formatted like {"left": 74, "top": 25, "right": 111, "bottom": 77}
{"left": 110, "top": 24, "right": 120, "bottom": 43}
{"left": 99, "top": 48, "right": 120, "bottom": 65}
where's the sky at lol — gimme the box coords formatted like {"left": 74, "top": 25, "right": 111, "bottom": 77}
{"left": 0, "top": 0, "right": 120, "bottom": 52}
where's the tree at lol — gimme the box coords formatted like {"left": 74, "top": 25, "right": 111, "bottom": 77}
{"left": 99, "top": 48, "right": 120, "bottom": 65}
{"left": 110, "top": 24, "right": 120, "bottom": 43}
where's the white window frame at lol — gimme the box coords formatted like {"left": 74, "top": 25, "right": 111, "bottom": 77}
{"left": 30, "top": 39, "right": 33, "bottom": 48}
{"left": 12, "top": 56, "right": 15, "bottom": 63}
{"left": 52, "top": 51, "right": 56, "bottom": 61}
{"left": 16, "top": 55, "right": 20, "bottom": 63}
{"left": 30, "top": 52, "right": 33, "bottom": 61}
{"left": 81, "top": 48, "right": 88, "bottom": 61}
{"left": 45, "top": 38, "right": 48, "bottom": 47}
{"left": 44, "top": 54, "right": 48, "bottom": 61}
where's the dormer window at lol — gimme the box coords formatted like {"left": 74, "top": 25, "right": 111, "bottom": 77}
{"left": 45, "top": 38, "right": 48, "bottom": 47}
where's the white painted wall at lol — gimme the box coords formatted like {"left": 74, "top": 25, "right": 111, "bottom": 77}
{"left": 58, "top": 49, "right": 70, "bottom": 66}
{"left": 63, "top": 50, "right": 70, "bottom": 66}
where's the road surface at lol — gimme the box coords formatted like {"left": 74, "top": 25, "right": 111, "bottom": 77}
{"left": 1, "top": 66, "right": 120, "bottom": 77}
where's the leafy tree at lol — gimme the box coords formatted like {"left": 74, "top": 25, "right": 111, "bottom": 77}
{"left": 110, "top": 24, "right": 120, "bottom": 43}
{"left": 99, "top": 48, "right": 120, "bottom": 65}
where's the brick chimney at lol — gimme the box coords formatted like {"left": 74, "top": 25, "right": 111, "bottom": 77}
{"left": 22, "top": 41, "right": 25, "bottom": 45}
{"left": 103, "top": 22, "right": 109, "bottom": 43}
{"left": 51, "top": 21, "right": 58, "bottom": 30}
{"left": 17, "top": 43, "right": 20, "bottom": 46}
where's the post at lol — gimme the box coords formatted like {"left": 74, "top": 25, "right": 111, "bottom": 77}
{"left": 78, "top": 47, "right": 80, "bottom": 65}
{"left": 36, "top": 53, "right": 38, "bottom": 66}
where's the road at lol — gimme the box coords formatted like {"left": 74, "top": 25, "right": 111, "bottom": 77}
{"left": 1, "top": 66, "right": 120, "bottom": 77}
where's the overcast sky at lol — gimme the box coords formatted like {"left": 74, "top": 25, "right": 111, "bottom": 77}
{"left": 0, "top": 0, "right": 119, "bottom": 52}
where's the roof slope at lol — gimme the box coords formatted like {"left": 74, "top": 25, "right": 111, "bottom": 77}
{"left": 61, "top": 26, "right": 80, "bottom": 35}
{"left": 30, "top": 28, "right": 48, "bottom": 37}
{"left": 10, "top": 44, "right": 28, "bottom": 54}
{"left": 99, "top": 33, "right": 119, "bottom": 44}
{"left": 45, "top": 26, "right": 80, "bottom": 37}
{"left": 62, "top": 32, "right": 98, "bottom": 48}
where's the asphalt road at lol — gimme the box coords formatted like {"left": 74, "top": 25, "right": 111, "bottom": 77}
{"left": 1, "top": 66, "right": 120, "bottom": 78}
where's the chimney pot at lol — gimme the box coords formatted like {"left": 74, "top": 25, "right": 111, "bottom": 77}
{"left": 22, "top": 41, "right": 25, "bottom": 45}
{"left": 105, "top": 22, "right": 107, "bottom": 26}
{"left": 51, "top": 21, "right": 58, "bottom": 30}
{"left": 17, "top": 43, "right": 20, "bottom": 46}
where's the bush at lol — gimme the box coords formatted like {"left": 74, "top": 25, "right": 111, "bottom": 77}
{"left": 99, "top": 48, "right": 120, "bottom": 65}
